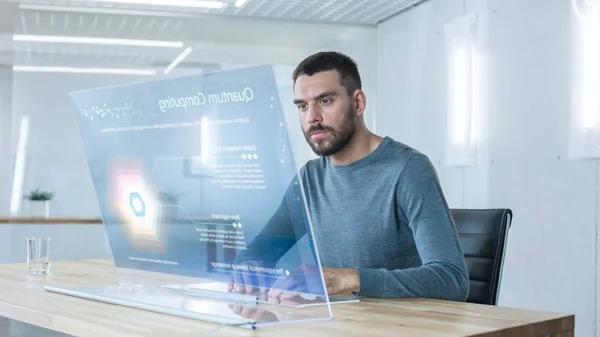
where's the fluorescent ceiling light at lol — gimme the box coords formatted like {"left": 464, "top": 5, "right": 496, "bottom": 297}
{"left": 18, "top": 4, "right": 199, "bottom": 17}
{"left": 13, "top": 66, "right": 157, "bottom": 76}
{"left": 443, "top": 13, "right": 478, "bottom": 167}
{"left": 164, "top": 46, "right": 193, "bottom": 75}
{"left": 573, "top": 0, "right": 600, "bottom": 22}
{"left": 235, "top": 0, "right": 248, "bottom": 7}
{"left": 567, "top": 0, "right": 600, "bottom": 159}
{"left": 13, "top": 34, "right": 183, "bottom": 48}
{"left": 449, "top": 44, "right": 474, "bottom": 146}
{"left": 86, "top": 0, "right": 225, "bottom": 9}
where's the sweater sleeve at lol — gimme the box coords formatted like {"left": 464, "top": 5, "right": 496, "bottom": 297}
{"left": 355, "top": 154, "right": 470, "bottom": 301}
{"left": 236, "top": 174, "right": 308, "bottom": 266}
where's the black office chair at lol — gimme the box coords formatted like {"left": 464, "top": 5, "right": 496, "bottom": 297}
{"left": 451, "top": 208, "right": 512, "bottom": 305}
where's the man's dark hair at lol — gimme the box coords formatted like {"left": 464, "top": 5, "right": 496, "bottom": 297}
{"left": 292, "top": 51, "right": 362, "bottom": 96}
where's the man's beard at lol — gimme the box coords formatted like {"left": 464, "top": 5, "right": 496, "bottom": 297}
{"left": 303, "top": 106, "right": 356, "bottom": 157}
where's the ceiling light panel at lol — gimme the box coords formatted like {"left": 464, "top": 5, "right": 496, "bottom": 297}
{"left": 86, "top": 0, "right": 225, "bottom": 9}
{"left": 11, "top": 0, "right": 429, "bottom": 25}
{"left": 13, "top": 34, "right": 184, "bottom": 47}
{"left": 12, "top": 65, "right": 157, "bottom": 75}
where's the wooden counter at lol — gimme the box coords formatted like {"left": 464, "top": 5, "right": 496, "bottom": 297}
{"left": 0, "top": 259, "right": 574, "bottom": 337}
{"left": 0, "top": 217, "right": 102, "bottom": 224}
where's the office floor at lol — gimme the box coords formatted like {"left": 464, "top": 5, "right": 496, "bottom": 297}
{"left": 0, "top": 317, "right": 72, "bottom": 337}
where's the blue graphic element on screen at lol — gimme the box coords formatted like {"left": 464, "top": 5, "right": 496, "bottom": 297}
{"left": 129, "top": 192, "right": 146, "bottom": 217}
{"left": 70, "top": 65, "right": 325, "bottom": 296}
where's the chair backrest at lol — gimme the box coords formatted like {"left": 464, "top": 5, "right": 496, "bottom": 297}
{"left": 451, "top": 208, "right": 512, "bottom": 305}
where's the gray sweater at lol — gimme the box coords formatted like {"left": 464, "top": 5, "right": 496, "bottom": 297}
{"left": 244, "top": 136, "right": 469, "bottom": 300}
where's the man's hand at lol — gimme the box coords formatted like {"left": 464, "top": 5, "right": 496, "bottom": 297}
{"left": 268, "top": 266, "right": 360, "bottom": 299}
{"left": 229, "top": 294, "right": 300, "bottom": 322}
{"left": 227, "top": 259, "right": 270, "bottom": 295}
{"left": 322, "top": 267, "right": 360, "bottom": 295}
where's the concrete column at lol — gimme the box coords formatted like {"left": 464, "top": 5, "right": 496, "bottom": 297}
{"left": 0, "top": 66, "right": 12, "bottom": 215}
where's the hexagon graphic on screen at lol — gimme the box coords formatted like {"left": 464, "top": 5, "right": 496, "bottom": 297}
{"left": 129, "top": 192, "right": 146, "bottom": 217}
{"left": 106, "top": 157, "right": 169, "bottom": 253}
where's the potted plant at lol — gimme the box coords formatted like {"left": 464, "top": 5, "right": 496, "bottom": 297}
{"left": 23, "top": 187, "right": 54, "bottom": 218}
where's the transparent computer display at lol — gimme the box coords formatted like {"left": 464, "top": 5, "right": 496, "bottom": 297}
{"left": 65, "top": 65, "right": 334, "bottom": 327}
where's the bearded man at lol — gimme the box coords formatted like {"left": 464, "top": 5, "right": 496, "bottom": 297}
{"left": 230, "top": 51, "right": 469, "bottom": 301}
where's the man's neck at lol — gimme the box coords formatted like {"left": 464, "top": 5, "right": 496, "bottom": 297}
{"left": 329, "top": 129, "right": 383, "bottom": 166}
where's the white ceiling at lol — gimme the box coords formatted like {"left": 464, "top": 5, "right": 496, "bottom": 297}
{"left": 0, "top": 0, "right": 428, "bottom": 70}
{"left": 2, "top": 0, "right": 428, "bottom": 25}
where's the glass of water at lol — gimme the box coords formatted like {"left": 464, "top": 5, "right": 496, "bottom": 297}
{"left": 26, "top": 237, "right": 51, "bottom": 274}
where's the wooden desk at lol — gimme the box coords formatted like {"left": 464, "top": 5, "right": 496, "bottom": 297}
{"left": 0, "top": 260, "right": 574, "bottom": 337}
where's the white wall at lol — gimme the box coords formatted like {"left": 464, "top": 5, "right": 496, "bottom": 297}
{"left": 331, "top": 28, "right": 379, "bottom": 133}
{"left": 379, "top": 0, "right": 596, "bottom": 335}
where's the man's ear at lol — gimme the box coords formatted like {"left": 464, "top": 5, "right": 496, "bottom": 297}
{"left": 353, "top": 89, "right": 367, "bottom": 117}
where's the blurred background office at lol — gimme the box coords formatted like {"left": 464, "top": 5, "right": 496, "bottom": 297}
{"left": 0, "top": 0, "right": 598, "bottom": 335}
